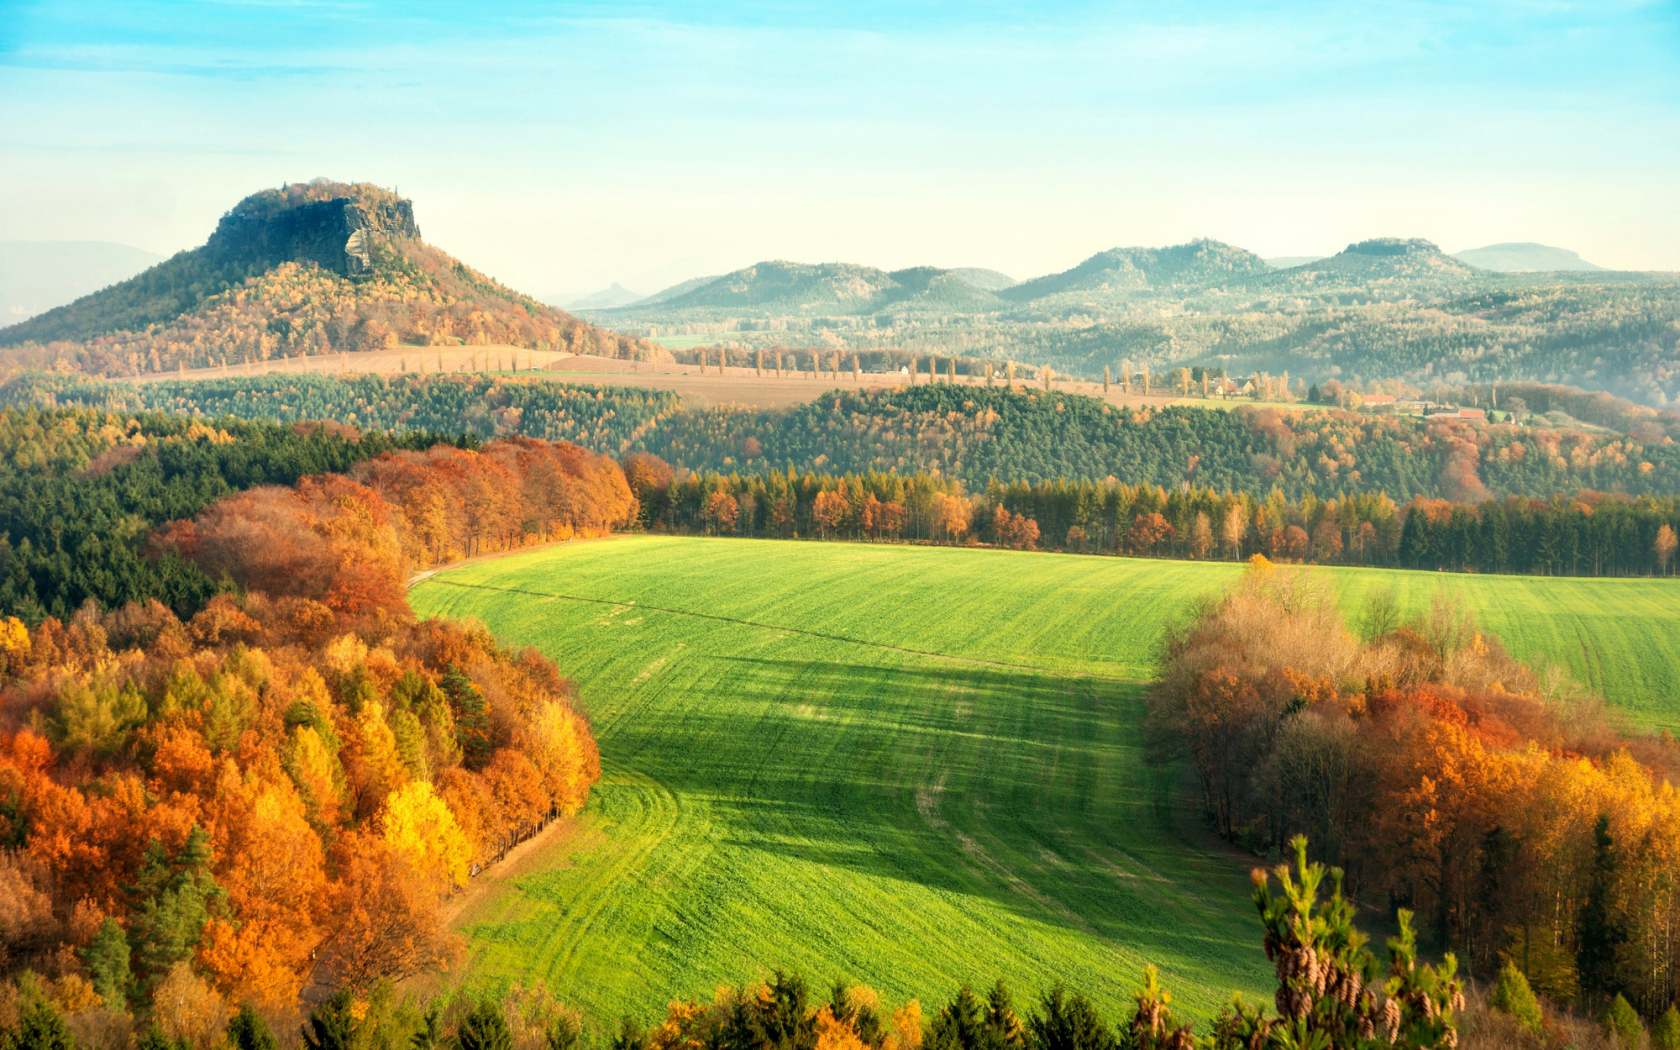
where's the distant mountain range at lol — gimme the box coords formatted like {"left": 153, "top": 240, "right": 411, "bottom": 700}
{"left": 582, "top": 237, "right": 1679, "bottom": 409}
{"left": 1, "top": 241, "right": 163, "bottom": 323}
{"left": 603, "top": 237, "right": 1494, "bottom": 322}
{"left": 0, "top": 179, "right": 658, "bottom": 374}
{"left": 551, "top": 283, "right": 644, "bottom": 310}
{"left": 613, "top": 239, "right": 1606, "bottom": 318}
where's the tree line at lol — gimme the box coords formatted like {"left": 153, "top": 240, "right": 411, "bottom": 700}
{"left": 624, "top": 456, "right": 1680, "bottom": 578}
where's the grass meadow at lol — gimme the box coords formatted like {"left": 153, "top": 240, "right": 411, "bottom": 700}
{"left": 408, "top": 537, "right": 1680, "bottom": 1030}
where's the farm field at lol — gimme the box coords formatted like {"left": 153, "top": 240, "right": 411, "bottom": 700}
{"left": 127, "top": 347, "right": 1193, "bottom": 410}
{"left": 409, "top": 538, "right": 1680, "bottom": 1032}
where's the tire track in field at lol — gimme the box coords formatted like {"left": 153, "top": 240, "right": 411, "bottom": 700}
{"left": 423, "top": 578, "right": 1136, "bottom": 682}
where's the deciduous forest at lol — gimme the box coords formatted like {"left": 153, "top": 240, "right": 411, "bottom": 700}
{"left": 1150, "top": 557, "right": 1680, "bottom": 1025}
{"left": 0, "top": 422, "right": 643, "bottom": 1047}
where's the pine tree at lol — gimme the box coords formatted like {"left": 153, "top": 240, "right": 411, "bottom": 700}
{"left": 1026, "top": 986, "right": 1114, "bottom": 1050}
{"left": 984, "top": 981, "right": 1024, "bottom": 1049}
{"left": 81, "top": 917, "right": 133, "bottom": 1007}
{"left": 927, "top": 987, "right": 985, "bottom": 1050}
{"left": 1603, "top": 994, "right": 1643, "bottom": 1049}
{"left": 302, "top": 990, "right": 360, "bottom": 1050}
{"left": 545, "top": 1016, "right": 582, "bottom": 1050}
{"left": 136, "top": 1026, "right": 190, "bottom": 1050}
{"left": 10, "top": 1001, "right": 75, "bottom": 1050}
{"left": 751, "top": 971, "right": 815, "bottom": 1050}
{"left": 442, "top": 664, "right": 492, "bottom": 770}
{"left": 229, "top": 1006, "right": 278, "bottom": 1050}
{"left": 126, "top": 826, "right": 227, "bottom": 985}
{"left": 457, "top": 1001, "right": 514, "bottom": 1050}
{"left": 608, "top": 1017, "right": 648, "bottom": 1050}
{"left": 411, "top": 1008, "right": 444, "bottom": 1050}
{"left": 1577, "top": 815, "right": 1628, "bottom": 1003}
{"left": 1652, "top": 1005, "right": 1680, "bottom": 1050}
{"left": 1488, "top": 964, "right": 1543, "bottom": 1034}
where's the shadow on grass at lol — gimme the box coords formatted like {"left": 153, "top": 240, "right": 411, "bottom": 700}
{"left": 597, "top": 652, "right": 1261, "bottom": 969}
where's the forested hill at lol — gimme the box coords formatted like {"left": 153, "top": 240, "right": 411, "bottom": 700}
{"left": 629, "top": 385, "right": 1680, "bottom": 502}
{"left": 0, "top": 178, "right": 662, "bottom": 375}
{"left": 592, "top": 238, "right": 1680, "bottom": 408}
{"left": 12, "top": 374, "right": 1680, "bottom": 504}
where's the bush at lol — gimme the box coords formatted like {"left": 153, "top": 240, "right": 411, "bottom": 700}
{"left": 1489, "top": 965, "right": 1544, "bottom": 1034}
{"left": 1652, "top": 1006, "right": 1680, "bottom": 1050}
{"left": 1604, "top": 994, "right": 1644, "bottom": 1049}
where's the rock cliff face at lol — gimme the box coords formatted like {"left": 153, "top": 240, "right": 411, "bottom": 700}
{"left": 206, "top": 185, "right": 421, "bottom": 276}
{"left": 1343, "top": 237, "right": 1441, "bottom": 257}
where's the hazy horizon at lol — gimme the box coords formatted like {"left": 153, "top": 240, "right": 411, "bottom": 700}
{"left": 3, "top": 0, "right": 1676, "bottom": 296}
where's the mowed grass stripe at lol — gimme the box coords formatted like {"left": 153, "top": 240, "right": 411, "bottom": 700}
{"left": 411, "top": 537, "right": 1680, "bottom": 1034}
{"left": 432, "top": 538, "right": 1680, "bottom": 720}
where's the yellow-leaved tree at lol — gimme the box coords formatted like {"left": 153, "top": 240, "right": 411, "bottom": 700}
{"left": 382, "top": 780, "right": 470, "bottom": 889}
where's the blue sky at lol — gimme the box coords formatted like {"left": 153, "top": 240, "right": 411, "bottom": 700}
{"left": 1, "top": 1, "right": 1676, "bottom": 295}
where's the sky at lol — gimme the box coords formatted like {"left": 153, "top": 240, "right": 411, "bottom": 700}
{"left": 1, "top": 0, "right": 1677, "bottom": 298}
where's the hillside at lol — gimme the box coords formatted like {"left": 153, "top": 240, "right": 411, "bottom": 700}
{"left": 560, "top": 282, "right": 644, "bottom": 309}
{"left": 22, "top": 373, "right": 1680, "bottom": 502}
{"left": 596, "top": 237, "right": 1680, "bottom": 408}
{"left": 0, "top": 179, "right": 661, "bottom": 375}
{"left": 999, "top": 239, "right": 1271, "bottom": 302}
{"left": 641, "top": 259, "right": 1005, "bottom": 317}
{"left": 1453, "top": 241, "right": 1603, "bottom": 272}
{"left": 628, "top": 385, "right": 1680, "bottom": 498}
{"left": 0, "top": 240, "right": 163, "bottom": 322}
{"left": 1267, "top": 237, "right": 1480, "bottom": 287}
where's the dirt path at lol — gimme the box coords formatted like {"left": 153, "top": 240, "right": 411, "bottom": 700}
{"left": 441, "top": 814, "right": 582, "bottom": 925}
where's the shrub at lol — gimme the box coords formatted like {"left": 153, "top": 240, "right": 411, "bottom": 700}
{"left": 1489, "top": 964, "right": 1544, "bottom": 1034}
{"left": 1604, "top": 994, "right": 1644, "bottom": 1049}
{"left": 1652, "top": 1006, "right": 1680, "bottom": 1050}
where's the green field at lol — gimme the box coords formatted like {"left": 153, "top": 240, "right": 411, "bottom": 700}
{"left": 409, "top": 538, "right": 1680, "bottom": 1031}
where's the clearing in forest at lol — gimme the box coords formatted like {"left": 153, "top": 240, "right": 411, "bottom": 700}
{"left": 408, "top": 538, "right": 1680, "bottom": 1030}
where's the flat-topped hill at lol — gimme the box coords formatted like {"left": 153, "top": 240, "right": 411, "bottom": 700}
{"left": 0, "top": 178, "right": 661, "bottom": 374}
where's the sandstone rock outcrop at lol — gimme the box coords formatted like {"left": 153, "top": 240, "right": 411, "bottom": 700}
{"left": 206, "top": 181, "right": 421, "bottom": 276}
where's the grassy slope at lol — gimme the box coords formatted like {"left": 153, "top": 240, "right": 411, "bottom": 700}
{"left": 409, "top": 538, "right": 1680, "bottom": 1031}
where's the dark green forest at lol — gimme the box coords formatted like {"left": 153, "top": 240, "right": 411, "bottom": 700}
{"left": 0, "top": 406, "right": 451, "bottom": 621}
{"left": 1, "top": 373, "right": 676, "bottom": 449}
{"left": 629, "top": 385, "right": 1680, "bottom": 502}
